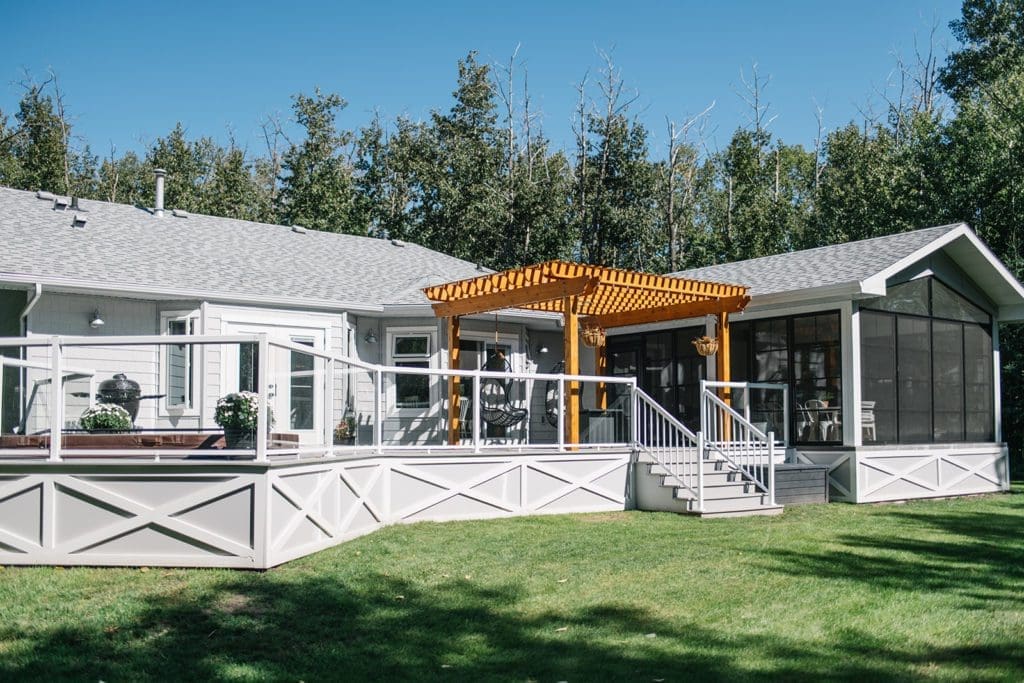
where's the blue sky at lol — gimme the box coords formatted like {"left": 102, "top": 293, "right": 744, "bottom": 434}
{"left": 1, "top": 0, "right": 963, "bottom": 158}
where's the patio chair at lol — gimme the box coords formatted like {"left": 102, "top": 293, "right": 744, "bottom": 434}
{"left": 861, "top": 400, "right": 876, "bottom": 441}
{"left": 796, "top": 402, "right": 814, "bottom": 441}
{"left": 806, "top": 399, "right": 840, "bottom": 441}
{"left": 543, "top": 361, "right": 565, "bottom": 427}
{"left": 458, "top": 395, "right": 472, "bottom": 440}
{"left": 479, "top": 351, "right": 528, "bottom": 428}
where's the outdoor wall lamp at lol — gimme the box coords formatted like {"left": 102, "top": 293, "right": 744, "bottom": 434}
{"left": 364, "top": 329, "right": 378, "bottom": 344}
{"left": 89, "top": 309, "right": 105, "bottom": 329}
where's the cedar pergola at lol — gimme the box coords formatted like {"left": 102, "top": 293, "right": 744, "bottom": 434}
{"left": 422, "top": 260, "right": 750, "bottom": 445}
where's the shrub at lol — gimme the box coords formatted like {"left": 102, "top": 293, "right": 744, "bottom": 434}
{"left": 215, "top": 392, "right": 272, "bottom": 431}
{"left": 79, "top": 404, "right": 132, "bottom": 432}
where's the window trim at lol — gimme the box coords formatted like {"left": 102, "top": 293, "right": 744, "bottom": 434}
{"left": 385, "top": 326, "right": 438, "bottom": 415}
{"left": 159, "top": 309, "right": 200, "bottom": 416}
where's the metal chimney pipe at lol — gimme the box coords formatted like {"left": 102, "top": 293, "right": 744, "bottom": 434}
{"left": 154, "top": 168, "right": 166, "bottom": 218}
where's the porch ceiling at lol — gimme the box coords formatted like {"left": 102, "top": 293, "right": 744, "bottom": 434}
{"left": 422, "top": 260, "right": 750, "bottom": 328}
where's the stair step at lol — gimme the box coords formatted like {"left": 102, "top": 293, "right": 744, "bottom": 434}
{"left": 647, "top": 460, "right": 741, "bottom": 477}
{"left": 696, "top": 504, "right": 784, "bottom": 518}
{"left": 669, "top": 480, "right": 765, "bottom": 500}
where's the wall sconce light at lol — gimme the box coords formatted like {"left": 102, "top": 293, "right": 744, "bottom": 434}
{"left": 537, "top": 345, "right": 549, "bottom": 354}
{"left": 364, "top": 329, "right": 378, "bottom": 344}
{"left": 89, "top": 309, "right": 105, "bottom": 329}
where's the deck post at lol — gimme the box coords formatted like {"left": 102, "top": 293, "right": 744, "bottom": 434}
{"left": 447, "top": 316, "right": 460, "bottom": 445}
{"left": 324, "top": 355, "right": 335, "bottom": 449}
{"left": 255, "top": 333, "right": 269, "bottom": 463}
{"left": 563, "top": 296, "right": 580, "bottom": 447}
{"left": 48, "top": 336, "right": 62, "bottom": 462}
{"left": 374, "top": 367, "right": 384, "bottom": 453}
{"left": 596, "top": 333, "right": 607, "bottom": 410}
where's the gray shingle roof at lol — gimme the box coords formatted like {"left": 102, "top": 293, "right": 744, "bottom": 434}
{"left": 670, "top": 224, "right": 964, "bottom": 297}
{"left": 0, "top": 187, "right": 484, "bottom": 308}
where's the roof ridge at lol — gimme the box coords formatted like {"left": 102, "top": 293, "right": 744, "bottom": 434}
{"left": 671, "top": 223, "right": 966, "bottom": 276}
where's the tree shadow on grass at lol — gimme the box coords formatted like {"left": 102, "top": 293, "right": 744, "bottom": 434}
{"left": 760, "top": 500, "right": 1024, "bottom": 609}
{"left": 3, "top": 568, "right": 1024, "bottom": 681}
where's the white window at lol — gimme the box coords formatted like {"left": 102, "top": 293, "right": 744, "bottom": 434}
{"left": 161, "top": 310, "right": 199, "bottom": 413}
{"left": 386, "top": 328, "right": 437, "bottom": 412}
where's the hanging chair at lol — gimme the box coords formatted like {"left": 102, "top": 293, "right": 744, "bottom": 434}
{"left": 479, "top": 351, "right": 528, "bottom": 428}
{"left": 543, "top": 361, "right": 565, "bottom": 427}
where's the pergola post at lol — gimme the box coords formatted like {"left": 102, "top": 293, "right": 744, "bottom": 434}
{"left": 595, "top": 334, "right": 607, "bottom": 410}
{"left": 563, "top": 296, "right": 580, "bottom": 446}
{"left": 716, "top": 311, "right": 731, "bottom": 439}
{"left": 447, "top": 316, "right": 460, "bottom": 445}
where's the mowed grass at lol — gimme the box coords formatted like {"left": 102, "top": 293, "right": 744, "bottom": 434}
{"left": 2, "top": 487, "right": 1023, "bottom": 682}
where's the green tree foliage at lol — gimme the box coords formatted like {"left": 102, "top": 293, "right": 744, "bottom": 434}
{"left": 941, "top": 0, "right": 1024, "bottom": 100}
{"left": 407, "top": 52, "right": 504, "bottom": 263}
{"left": 276, "top": 89, "right": 362, "bottom": 233}
{"left": 572, "top": 59, "right": 659, "bottom": 270}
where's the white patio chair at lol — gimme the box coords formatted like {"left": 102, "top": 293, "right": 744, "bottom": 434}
{"left": 806, "top": 399, "right": 840, "bottom": 441}
{"left": 861, "top": 400, "right": 876, "bottom": 442}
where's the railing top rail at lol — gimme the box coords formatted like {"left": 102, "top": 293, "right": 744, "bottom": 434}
{"left": 702, "top": 389, "right": 770, "bottom": 441}
{"left": 701, "top": 380, "right": 788, "bottom": 391}
{"left": 0, "top": 334, "right": 266, "bottom": 348}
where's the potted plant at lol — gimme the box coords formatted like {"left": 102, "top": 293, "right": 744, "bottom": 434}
{"left": 215, "top": 392, "right": 271, "bottom": 449}
{"left": 79, "top": 403, "right": 133, "bottom": 433}
{"left": 333, "top": 416, "right": 356, "bottom": 445}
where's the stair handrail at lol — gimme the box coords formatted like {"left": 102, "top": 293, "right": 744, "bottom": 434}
{"left": 633, "top": 387, "right": 704, "bottom": 510}
{"left": 700, "top": 382, "right": 776, "bottom": 506}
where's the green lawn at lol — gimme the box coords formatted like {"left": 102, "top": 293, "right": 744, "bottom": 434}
{"left": 2, "top": 487, "right": 1023, "bottom": 682}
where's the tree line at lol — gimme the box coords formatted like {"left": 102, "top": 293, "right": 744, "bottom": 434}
{"left": 1, "top": 0, "right": 1022, "bottom": 466}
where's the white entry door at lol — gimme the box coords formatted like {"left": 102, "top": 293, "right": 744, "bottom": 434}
{"left": 223, "top": 321, "right": 327, "bottom": 444}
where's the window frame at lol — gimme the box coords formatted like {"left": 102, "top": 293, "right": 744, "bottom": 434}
{"left": 385, "top": 326, "right": 438, "bottom": 414}
{"left": 159, "top": 309, "right": 200, "bottom": 416}
{"left": 731, "top": 310, "right": 844, "bottom": 446}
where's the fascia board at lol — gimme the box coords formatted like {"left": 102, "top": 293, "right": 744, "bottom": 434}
{"left": 860, "top": 224, "right": 1024, "bottom": 304}
{"left": 0, "top": 272, "right": 384, "bottom": 313}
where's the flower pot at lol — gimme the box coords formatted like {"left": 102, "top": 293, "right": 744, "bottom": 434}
{"left": 223, "top": 428, "right": 256, "bottom": 450}
{"left": 334, "top": 435, "right": 355, "bottom": 446}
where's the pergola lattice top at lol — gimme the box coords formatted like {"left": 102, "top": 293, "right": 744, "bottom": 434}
{"left": 422, "top": 260, "right": 750, "bottom": 328}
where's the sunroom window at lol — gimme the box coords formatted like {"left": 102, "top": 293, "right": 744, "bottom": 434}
{"left": 859, "top": 276, "right": 994, "bottom": 444}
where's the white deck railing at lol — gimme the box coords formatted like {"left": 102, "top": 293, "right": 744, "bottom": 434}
{"left": 634, "top": 388, "right": 703, "bottom": 510}
{"left": 700, "top": 380, "right": 785, "bottom": 505}
{"left": 0, "top": 334, "right": 636, "bottom": 462}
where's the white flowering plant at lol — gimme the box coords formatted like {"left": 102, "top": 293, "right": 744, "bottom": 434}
{"left": 215, "top": 392, "right": 272, "bottom": 431}
{"left": 80, "top": 403, "right": 132, "bottom": 432}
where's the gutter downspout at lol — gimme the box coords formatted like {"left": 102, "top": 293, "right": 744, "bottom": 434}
{"left": 20, "top": 283, "right": 42, "bottom": 335}
{"left": 15, "top": 284, "right": 42, "bottom": 432}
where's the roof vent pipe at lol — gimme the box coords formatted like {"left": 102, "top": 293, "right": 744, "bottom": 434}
{"left": 154, "top": 168, "right": 166, "bottom": 218}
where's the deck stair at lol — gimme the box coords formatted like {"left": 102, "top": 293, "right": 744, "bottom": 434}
{"left": 633, "top": 385, "right": 783, "bottom": 518}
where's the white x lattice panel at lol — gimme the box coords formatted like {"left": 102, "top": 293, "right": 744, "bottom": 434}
{"left": 525, "top": 456, "right": 628, "bottom": 513}
{"left": 0, "top": 472, "right": 260, "bottom": 567}
{"left": 858, "top": 448, "right": 1007, "bottom": 502}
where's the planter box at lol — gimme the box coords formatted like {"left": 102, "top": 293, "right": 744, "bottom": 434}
{"left": 0, "top": 432, "right": 300, "bottom": 450}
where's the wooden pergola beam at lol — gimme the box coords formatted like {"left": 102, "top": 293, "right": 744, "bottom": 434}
{"left": 430, "top": 275, "right": 599, "bottom": 318}
{"left": 544, "top": 260, "right": 745, "bottom": 299}
{"left": 582, "top": 295, "right": 751, "bottom": 330}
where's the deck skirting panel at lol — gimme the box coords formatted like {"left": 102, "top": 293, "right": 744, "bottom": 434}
{"left": 0, "top": 451, "right": 632, "bottom": 569}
